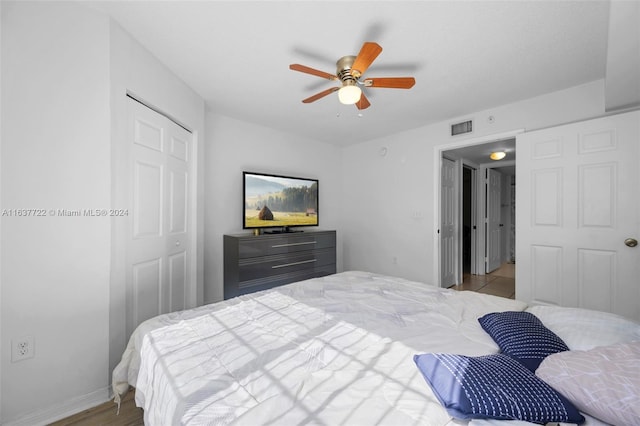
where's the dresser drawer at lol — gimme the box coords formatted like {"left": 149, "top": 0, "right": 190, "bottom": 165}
{"left": 238, "top": 232, "right": 335, "bottom": 258}
{"left": 238, "top": 247, "right": 335, "bottom": 282}
{"left": 238, "top": 264, "right": 336, "bottom": 295}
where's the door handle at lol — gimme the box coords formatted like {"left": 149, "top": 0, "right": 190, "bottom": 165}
{"left": 624, "top": 238, "right": 638, "bottom": 247}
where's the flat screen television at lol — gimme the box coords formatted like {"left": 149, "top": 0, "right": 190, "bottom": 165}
{"left": 243, "top": 171, "right": 319, "bottom": 232}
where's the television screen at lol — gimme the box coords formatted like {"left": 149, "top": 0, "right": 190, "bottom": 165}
{"left": 243, "top": 171, "right": 319, "bottom": 230}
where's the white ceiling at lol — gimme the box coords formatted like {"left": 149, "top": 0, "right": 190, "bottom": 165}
{"left": 89, "top": 1, "right": 611, "bottom": 147}
{"left": 444, "top": 137, "right": 516, "bottom": 166}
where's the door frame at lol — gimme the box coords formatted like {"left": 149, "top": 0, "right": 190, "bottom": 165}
{"left": 433, "top": 129, "right": 523, "bottom": 287}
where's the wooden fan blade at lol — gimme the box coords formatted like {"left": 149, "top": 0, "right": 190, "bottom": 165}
{"left": 355, "top": 92, "right": 371, "bottom": 110}
{"left": 302, "top": 87, "right": 339, "bottom": 103}
{"left": 363, "top": 77, "right": 415, "bottom": 89}
{"left": 351, "top": 42, "right": 382, "bottom": 78}
{"left": 290, "top": 64, "right": 338, "bottom": 81}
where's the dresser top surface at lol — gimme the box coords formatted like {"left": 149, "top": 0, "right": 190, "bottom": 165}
{"left": 225, "top": 229, "right": 335, "bottom": 239}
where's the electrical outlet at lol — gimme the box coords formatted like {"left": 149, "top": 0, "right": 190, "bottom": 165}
{"left": 11, "top": 336, "right": 34, "bottom": 362}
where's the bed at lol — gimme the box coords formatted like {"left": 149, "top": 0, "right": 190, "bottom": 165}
{"left": 112, "top": 271, "right": 640, "bottom": 425}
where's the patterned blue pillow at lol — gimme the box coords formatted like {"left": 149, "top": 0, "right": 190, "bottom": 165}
{"left": 414, "top": 353, "right": 585, "bottom": 424}
{"left": 478, "top": 311, "right": 569, "bottom": 371}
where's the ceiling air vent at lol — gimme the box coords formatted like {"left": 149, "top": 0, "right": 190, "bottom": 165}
{"left": 451, "top": 120, "right": 473, "bottom": 136}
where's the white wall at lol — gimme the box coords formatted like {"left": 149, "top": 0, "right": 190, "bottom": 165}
{"left": 1, "top": 2, "right": 206, "bottom": 424}
{"left": 341, "top": 80, "right": 605, "bottom": 286}
{"left": 1, "top": 2, "right": 111, "bottom": 423}
{"left": 1, "top": 0, "right": 5, "bottom": 420}
{"left": 605, "top": 0, "right": 640, "bottom": 112}
{"left": 204, "top": 113, "right": 343, "bottom": 303}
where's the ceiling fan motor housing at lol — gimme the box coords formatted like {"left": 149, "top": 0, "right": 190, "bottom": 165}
{"left": 336, "top": 55, "right": 358, "bottom": 86}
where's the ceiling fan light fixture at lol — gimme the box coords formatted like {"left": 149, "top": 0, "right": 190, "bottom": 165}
{"left": 338, "top": 84, "right": 362, "bottom": 105}
{"left": 290, "top": 42, "right": 415, "bottom": 110}
{"left": 490, "top": 151, "right": 506, "bottom": 160}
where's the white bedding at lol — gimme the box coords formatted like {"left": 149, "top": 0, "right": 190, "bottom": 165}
{"left": 112, "top": 271, "right": 612, "bottom": 425}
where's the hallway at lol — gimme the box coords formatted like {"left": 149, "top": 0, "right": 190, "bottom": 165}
{"left": 449, "top": 262, "right": 515, "bottom": 299}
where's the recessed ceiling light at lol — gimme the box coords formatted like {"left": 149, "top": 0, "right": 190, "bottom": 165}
{"left": 490, "top": 151, "right": 506, "bottom": 160}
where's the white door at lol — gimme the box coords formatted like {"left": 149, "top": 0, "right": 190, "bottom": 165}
{"left": 126, "top": 98, "right": 194, "bottom": 337}
{"left": 516, "top": 111, "right": 640, "bottom": 321}
{"left": 441, "top": 157, "right": 457, "bottom": 287}
{"left": 485, "top": 168, "right": 502, "bottom": 272}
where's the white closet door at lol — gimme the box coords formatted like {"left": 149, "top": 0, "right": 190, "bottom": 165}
{"left": 485, "top": 168, "right": 502, "bottom": 273}
{"left": 516, "top": 111, "right": 640, "bottom": 321}
{"left": 441, "top": 157, "right": 457, "bottom": 287}
{"left": 127, "top": 98, "right": 194, "bottom": 337}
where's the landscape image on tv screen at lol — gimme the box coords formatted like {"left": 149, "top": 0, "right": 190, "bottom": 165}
{"left": 244, "top": 172, "right": 319, "bottom": 229}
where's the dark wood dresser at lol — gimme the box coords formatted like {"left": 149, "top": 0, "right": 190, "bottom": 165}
{"left": 223, "top": 230, "right": 336, "bottom": 299}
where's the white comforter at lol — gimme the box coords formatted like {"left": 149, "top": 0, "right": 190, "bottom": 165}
{"left": 111, "top": 271, "right": 599, "bottom": 425}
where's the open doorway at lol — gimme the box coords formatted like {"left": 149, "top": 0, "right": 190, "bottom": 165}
{"left": 462, "top": 165, "right": 474, "bottom": 275}
{"left": 438, "top": 136, "right": 517, "bottom": 289}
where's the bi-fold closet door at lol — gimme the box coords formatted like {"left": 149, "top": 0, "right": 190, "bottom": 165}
{"left": 126, "top": 98, "right": 195, "bottom": 338}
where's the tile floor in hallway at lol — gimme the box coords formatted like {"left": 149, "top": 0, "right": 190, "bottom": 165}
{"left": 449, "top": 262, "right": 515, "bottom": 299}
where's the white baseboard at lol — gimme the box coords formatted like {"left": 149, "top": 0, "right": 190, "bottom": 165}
{"left": 2, "top": 387, "right": 111, "bottom": 426}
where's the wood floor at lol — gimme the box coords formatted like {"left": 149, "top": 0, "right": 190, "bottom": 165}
{"left": 49, "top": 388, "right": 143, "bottom": 426}
{"left": 52, "top": 265, "right": 516, "bottom": 425}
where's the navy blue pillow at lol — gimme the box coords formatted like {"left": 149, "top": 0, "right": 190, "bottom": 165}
{"left": 478, "top": 311, "right": 569, "bottom": 371}
{"left": 414, "top": 353, "right": 585, "bottom": 424}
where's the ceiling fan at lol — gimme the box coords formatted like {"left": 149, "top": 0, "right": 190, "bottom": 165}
{"left": 289, "top": 42, "right": 415, "bottom": 110}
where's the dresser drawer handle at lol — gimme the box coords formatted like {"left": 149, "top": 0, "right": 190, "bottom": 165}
{"left": 272, "top": 241, "right": 317, "bottom": 248}
{"left": 272, "top": 259, "right": 317, "bottom": 269}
